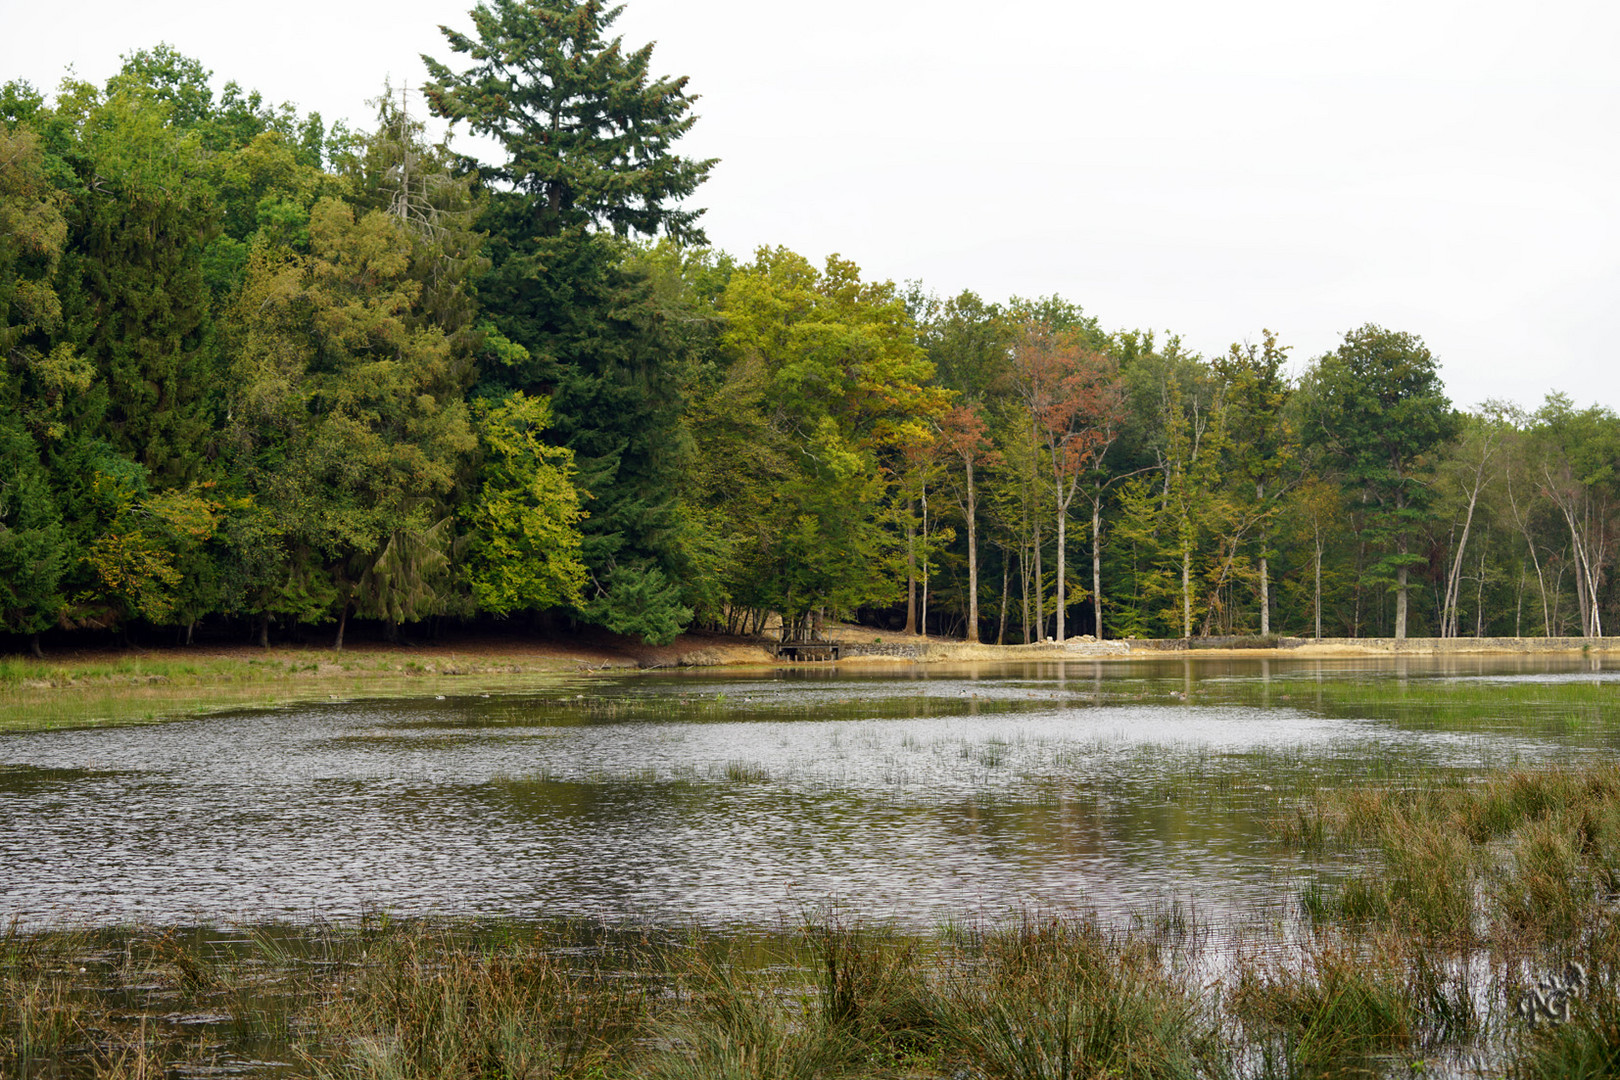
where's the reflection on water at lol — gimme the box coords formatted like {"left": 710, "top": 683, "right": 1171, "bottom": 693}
{"left": 0, "top": 655, "right": 1615, "bottom": 928}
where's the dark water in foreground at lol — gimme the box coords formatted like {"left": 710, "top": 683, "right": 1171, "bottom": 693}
{"left": 2, "top": 654, "right": 1617, "bottom": 928}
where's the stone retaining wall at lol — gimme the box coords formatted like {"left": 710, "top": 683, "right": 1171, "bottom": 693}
{"left": 1126, "top": 636, "right": 1619, "bottom": 654}
{"left": 840, "top": 642, "right": 932, "bottom": 659}
{"left": 1296, "top": 636, "right": 1619, "bottom": 653}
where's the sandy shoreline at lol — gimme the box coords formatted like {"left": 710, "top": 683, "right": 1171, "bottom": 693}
{"left": 8, "top": 628, "right": 1620, "bottom": 677}
{"left": 3, "top": 628, "right": 1615, "bottom": 733}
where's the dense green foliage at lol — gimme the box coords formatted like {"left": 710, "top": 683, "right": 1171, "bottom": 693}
{"left": 3, "top": 3, "right": 1619, "bottom": 650}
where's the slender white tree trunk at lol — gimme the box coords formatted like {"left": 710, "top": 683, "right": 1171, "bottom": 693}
{"left": 904, "top": 499, "right": 917, "bottom": 634}
{"left": 964, "top": 461, "right": 979, "bottom": 642}
{"left": 997, "top": 555, "right": 1009, "bottom": 644}
{"left": 1032, "top": 520, "right": 1044, "bottom": 639}
{"left": 1092, "top": 497, "right": 1104, "bottom": 640}
{"left": 1314, "top": 531, "right": 1323, "bottom": 640}
{"left": 1055, "top": 497, "right": 1067, "bottom": 641}
{"left": 1256, "top": 481, "right": 1270, "bottom": 636}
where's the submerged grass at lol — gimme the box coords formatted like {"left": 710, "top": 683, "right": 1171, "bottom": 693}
{"left": 1215, "top": 671, "right": 1620, "bottom": 735}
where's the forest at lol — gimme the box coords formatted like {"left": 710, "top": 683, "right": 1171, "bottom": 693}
{"left": 1, "top": 0, "right": 1616, "bottom": 655}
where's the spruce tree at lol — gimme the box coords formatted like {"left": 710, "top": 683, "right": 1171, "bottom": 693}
{"left": 424, "top": 0, "right": 715, "bottom": 642}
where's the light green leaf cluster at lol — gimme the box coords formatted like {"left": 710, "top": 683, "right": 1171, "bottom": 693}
{"left": 464, "top": 392, "right": 587, "bottom": 617}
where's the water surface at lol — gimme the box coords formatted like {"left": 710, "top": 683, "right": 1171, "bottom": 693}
{"left": 3, "top": 654, "right": 1616, "bottom": 928}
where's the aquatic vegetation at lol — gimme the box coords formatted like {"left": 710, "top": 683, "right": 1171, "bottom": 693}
{"left": 1283, "top": 763, "right": 1620, "bottom": 944}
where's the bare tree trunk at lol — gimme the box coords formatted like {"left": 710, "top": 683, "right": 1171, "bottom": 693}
{"left": 1055, "top": 496, "right": 1067, "bottom": 642}
{"left": 997, "top": 555, "right": 1009, "bottom": 645}
{"left": 1032, "top": 520, "right": 1044, "bottom": 639}
{"left": 30, "top": 632, "right": 43, "bottom": 659}
{"left": 1563, "top": 507, "right": 1593, "bottom": 636}
{"left": 1442, "top": 480, "right": 1487, "bottom": 637}
{"left": 1258, "top": 552, "right": 1270, "bottom": 636}
{"left": 964, "top": 461, "right": 979, "bottom": 642}
{"left": 257, "top": 615, "right": 270, "bottom": 649}
{"left": 1019, "top": 546, "right": 1030, "bottom": 645}
{"left": 334, "top": 605, "right": 348, "bottom": 652}
{"left": 1092, "top": 497, "right": 1104, "bottom": 640}
{"left": 1257, "top": 481, "right": 1270, "bottom": 636}
{"left": 1394, "top": 482, "right": 1410, "bottom": 640}
{"left": 1314, "top": 529, "right": 1323, "bottom": 640}
{"left": 1552, "top": 561, "right": 1568, "bottom": 635}
{"left": 1505, "top": 477, "right": 1552, "bottom": 636}
{"left": 1395, "top": 562, "right": 1409, "bottom": 640}
{"left": 904, "top": 499, "right": 917, "bottom": 634}
{"left": 921, "top": 485, "right": 930, "bottom": 637}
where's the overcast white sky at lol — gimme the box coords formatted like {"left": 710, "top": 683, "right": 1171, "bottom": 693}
{"left": 3, "top": 0, "right": 1617, "bottom": 412}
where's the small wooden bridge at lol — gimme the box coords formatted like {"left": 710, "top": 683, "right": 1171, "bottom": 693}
{"left": 771, "top": 640, "right": 842, "bottom": 662}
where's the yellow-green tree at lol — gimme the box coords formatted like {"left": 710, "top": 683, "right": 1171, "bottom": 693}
{"left": 713, "top": 247, "right": 948, "bottom": 634}
{"left": 463, "top": 392, "right": 587, "bottom": 616}
{"left": 227, "top": 198, "right": 475, "bottom": 645}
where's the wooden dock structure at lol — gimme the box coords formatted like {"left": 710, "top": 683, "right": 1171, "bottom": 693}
{"left": 772, "top": 641, "right": 842, "bottom": 662}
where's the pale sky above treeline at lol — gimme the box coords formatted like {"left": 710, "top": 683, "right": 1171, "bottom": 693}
{"left": 4, "top": 0, "right": 1617, "bottom": 411}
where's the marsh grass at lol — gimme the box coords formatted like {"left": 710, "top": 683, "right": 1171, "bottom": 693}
{"left": 1232, "top": 944, "right": 1415, "bottom": 1075}
{"left": 1509, "top": 1008, "right": 1620, "bottom": 1079}
{"left": 942, "top": 913, "right": 1221, "bottom": 1080}
{"left": 1282, "top": 764, "right": 1620, "bottom": 945}
{"left": 303, "top": 925, "right": 652, "bottom": 1079}
{"left": 640, "top": 953, "right": 863, "bottom": 1080}
{"left": 18, "top": 759, "right": 1620, "bottom": 1078}
{"left": 0, "top": 908, "right": 1611, "bottom": 1080}
{"left": 725, "top": 760, "right": 772, "bottom": 783}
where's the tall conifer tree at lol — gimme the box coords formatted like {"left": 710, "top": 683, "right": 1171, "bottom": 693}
{"left": 424, "top": 0, "right": 715, "bottom": 642}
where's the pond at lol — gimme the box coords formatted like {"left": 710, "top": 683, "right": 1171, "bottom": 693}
{"left": 4, "top": 653, "right": 1617, "bottom": 930}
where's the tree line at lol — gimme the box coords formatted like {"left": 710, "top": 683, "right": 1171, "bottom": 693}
{"left": 2, "top": 2, "right": 1616, "bottom": 654}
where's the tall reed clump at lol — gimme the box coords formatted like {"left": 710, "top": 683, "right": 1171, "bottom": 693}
{"left": 0, "top": 926, "right": 93, "bottom": 1078}
{"left": 1231, "top": 941, "right": 1417, "bottom": 1077}
{"left": 0, "top": 968, "right": 85, "bottom": 1077}
{"left": 638, "top": 951, "right": 864, "bottom": 1080}
{"left": 807, "top": 912, "right": 936, "bottom": 1057}
{"left": 1283, "top": 764, "right": 1620, "bottom": 945}
{"left": 1345, "top": 811, "right": 1477, "bottom": 939}
{"left": 937, "top": 913, "right": 1219, "bottom": 1080}
{"left": 301, "top": 924, "right": 653, "bottom": 1080}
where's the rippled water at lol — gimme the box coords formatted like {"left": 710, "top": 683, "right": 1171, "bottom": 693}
{"left": 2, "top": 655, "right": 1616, "bottom": 928}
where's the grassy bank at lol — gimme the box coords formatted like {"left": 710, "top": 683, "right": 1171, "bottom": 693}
{"left": 0, "top": 646, "right": 612, "bottom": 734}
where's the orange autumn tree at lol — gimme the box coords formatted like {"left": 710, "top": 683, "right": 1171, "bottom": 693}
{"left": 1009, "top": 322, "right": 1125, "bottom": 641}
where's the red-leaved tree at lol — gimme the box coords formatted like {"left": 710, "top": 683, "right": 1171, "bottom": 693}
{"left": 1010, "top": 323, "right": 1125, "bottom": 641}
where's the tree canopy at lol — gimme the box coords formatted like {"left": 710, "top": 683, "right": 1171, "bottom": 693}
{"left": 3, "top": 16, "right": 1619, "bottom": 655}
